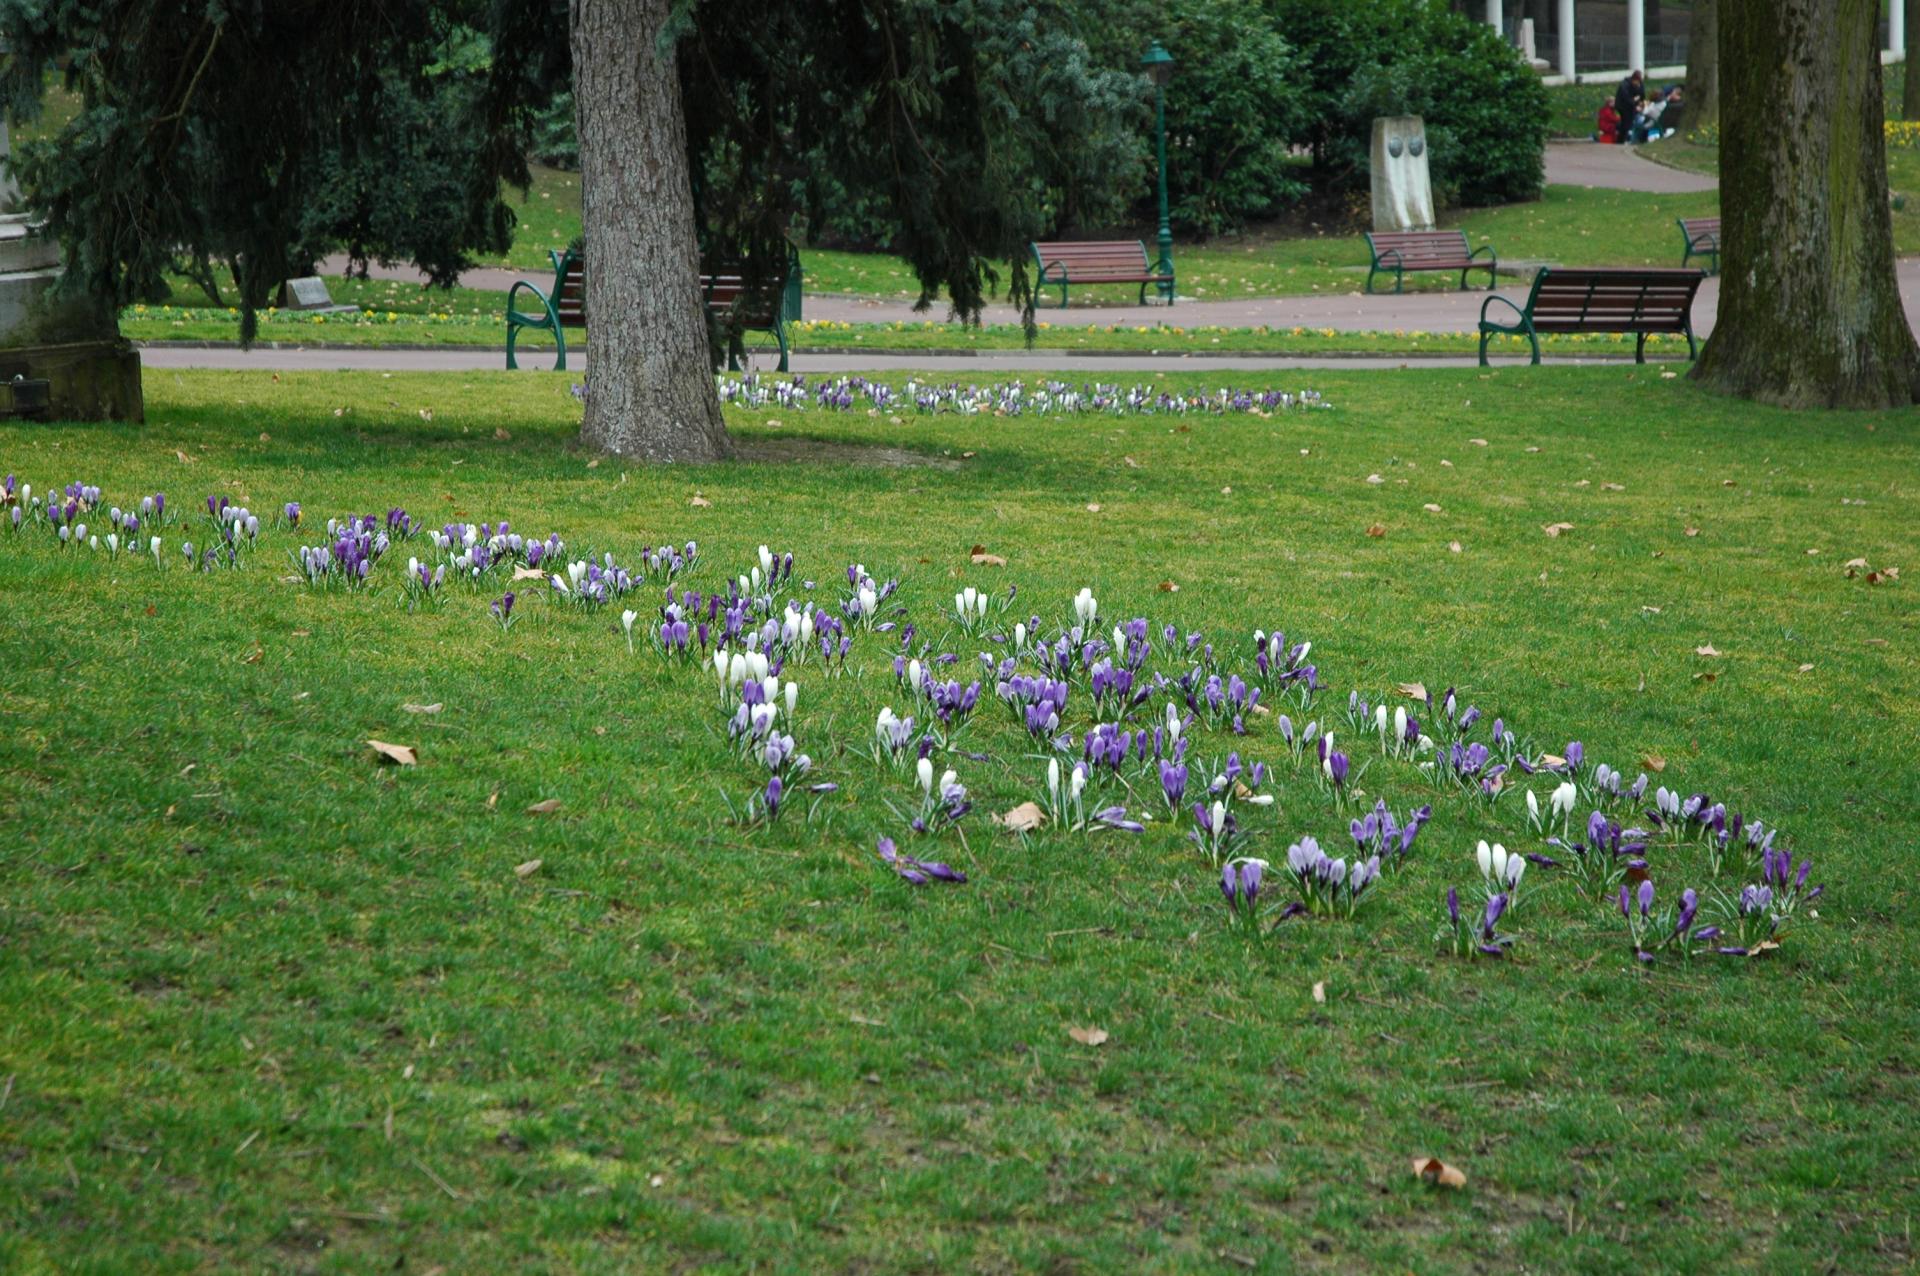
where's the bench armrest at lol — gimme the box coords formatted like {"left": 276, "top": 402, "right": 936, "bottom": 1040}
{"left": 1478, "top": 293, "right": 1526, "bottom": 326}
{"left": 1467, "top": 245, "right": 1496, "bottom": 263}
{"left": 1374, "top": 247, "right": 1404, "bottom": 268}
{"left": 507, "top": 279, "right": 559, "bottom": 323}
{"left": 1036, "top": 259, "right": 1071, "bottom": 284}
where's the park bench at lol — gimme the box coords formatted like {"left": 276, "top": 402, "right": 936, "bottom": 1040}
{"left": 1477, "top": 266, "right": 1705, "bottom": 366}
{"left": 1363, "top": 229, "right": 1498, "bottom": 295}
{"left": 1677, "top": 216, "right": 1720, "bottom": 274}
{"left": 1030, "top": 240, "right": 1174, "bottom": 308}
{"left": 505, "top": 246, "right": 803, "bottom": 372}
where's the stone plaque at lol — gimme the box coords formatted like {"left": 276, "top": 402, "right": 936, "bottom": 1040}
{"left": 285, "top": 276, "right": 336, "bottom": 310}
{"left": 1370, "top": 116, "right": 1435, "bottom": 233}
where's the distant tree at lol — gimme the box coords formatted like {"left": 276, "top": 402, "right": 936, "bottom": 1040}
{"left": 0, "top": 0, "right": 546, "bottom": 343}
{"left": 1694, "top": 0, "right": 1920, "bottom": 408}
{"left": 1686, "top": 0, "right": 1718, "bottom": 133}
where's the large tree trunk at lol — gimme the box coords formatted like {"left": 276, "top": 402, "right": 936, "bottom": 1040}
{"left": 1906, "top": 0, "right": 1920, "bottom": 120}
{"left": 1686, "top": 0, "right": 1718, "bottom": 132}
{"left": 570, "top": 0, "right": 733, "bottom": 461}
{"left": 1693, "top": 0, "right": 1920, "bottom": 408}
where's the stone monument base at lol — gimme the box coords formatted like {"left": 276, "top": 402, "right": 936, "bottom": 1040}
{"left": 0, "top": 339, "right": 144, "bottom": 423}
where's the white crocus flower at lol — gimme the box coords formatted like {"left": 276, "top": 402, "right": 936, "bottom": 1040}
{"left": 1048, "top": 757, "right": 1062, "bottom": 798}
{"left": 150, "top": 536, "right": 163, "bottom": 562}
{"left": 857, "top": 584, "right": 877, "bottom": 618}
{"left": 746, "top": 652, "right": 769, "bottom": 682}
{"left": 917, "top": 757, "right": 935, "bottom": 795}
{"left": 1375, "top": 704, "right": 1389, "bottom": 737}
{"left": 1550, "top": 780, "right": 1577, "bottom": 819}
{"left": 758, "top": 544, "right": 774, "bottom": 575}
{"left": 1013, "top": 622, "right": 1027, "bottom": 652}
{"left": 1526, "top": 790, "right": 1541, "bottom": 828}
{"left": 621, "top": 609, "right": 638, "bottom": 637}
{"left": 106, "top": 533, "right": 118, "bottom": 555}
{"left": 1477, "top": 840, "right": 1494, "bottom": 879}
{"left": 784, "top": 681, "right": 798, "bottom": 716}
{"left": 1069, "top": 765, "right": 1087, "bottom": 801}
{"left": 1166, "top": 701, "right": 1183, "bottom": 742}
{"left": 1072, "top": 587, "right": 1097, "bottom": 627}
{"left": 1393, "top": 706, "right": 1408, "bottom": 742}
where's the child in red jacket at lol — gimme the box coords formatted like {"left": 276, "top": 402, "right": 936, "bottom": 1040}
{"left": 1595, "top": 99, "right": 1621, "bottom": 144}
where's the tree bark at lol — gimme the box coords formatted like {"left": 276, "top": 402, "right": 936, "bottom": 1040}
{"left": 570, "top": 0, "right": 733, "bottom": 462}
{"left": 1686, "top": 0, "right": 1718, "bottom": 132}
{"left": 1693, "top": 0, "right": 1920, "bottom": 408}
{"left": 1906, "top": 0, "right": 1920, "bottom": 119}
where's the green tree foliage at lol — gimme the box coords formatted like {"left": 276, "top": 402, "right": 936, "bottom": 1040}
{"left": 0, "top": 0, "right": 546, "bottom": 342}
{"left": 1274, "top": 0, "right": 1548, "bottom": 207}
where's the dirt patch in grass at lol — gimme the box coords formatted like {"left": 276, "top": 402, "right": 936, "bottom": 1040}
{"left": 734, "top": 437, "right": 963, "bottom": 470}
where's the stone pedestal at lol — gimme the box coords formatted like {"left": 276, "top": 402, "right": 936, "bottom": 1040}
{"left": 1370, "top": 116, "right": 1436, "bottom": 233}
{"left": 0, "top": 339, "right": 144, "bottom": 422}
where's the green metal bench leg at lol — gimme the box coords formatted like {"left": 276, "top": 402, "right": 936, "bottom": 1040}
{"left": 505, "top": 324, "right": 519, "bottom": 371}
{"left": 1684, "top": 325, "right": 1697, "bottom": 359}
{"left": 1527, "top": 327, "right": 1540, "bottom": 365}
{"left": 552, "top": 327, "right": 567, "bottom": 373}
{"left": 1365, "top": 266, "right": 1379, "bottom": 295}
{"left": 775, "top": 320, "right": 789, "bottom": 372}
{"left": 1477, "top": 331, "right": 1492, "bottom": 367}
{"left": 1634, "top": 332, "right": 1648, "bottom": 363}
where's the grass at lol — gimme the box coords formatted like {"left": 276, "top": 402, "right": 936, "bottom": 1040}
{"left": 2, "top": 367, "right": 1917, "bottom": 1272}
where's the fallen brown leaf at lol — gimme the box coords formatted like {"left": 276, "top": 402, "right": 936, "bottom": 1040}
{"left": 1796, "top": 663, "right": 1815, "bottom": 673}
{"left": 1085, "top": 503, "right": 1102, "bottom": 513}
{"left": 1468, "top": 437, "right": 1488, "bottom": 446}
{"left": 969, "top": 549, "right": 1008, "bottom": 566}
{"left": 1448, "top": 541, "right": 1463, "bottom": 554}
{"left": 1365, "top": 473, "right": 1384, "bottom": 485}
{"left": 1422, "top": 503, "right": 1443, "bottom": 513}
{"left": 513, "top": 859, "right": 543, "bottom": 878}
{"left": 1158, "top": 580, "right": 1180, "bottom": 592}
{"left": 494, "top": 427, "right": 511, "bottom": 440}
{"left": 1395, "top": 682, "right": 1429, "bottom": 703}
{"left": 512, "top": 565, "right": 547, "bottom": 581}
{"left": 485, "top": 792, "right": 499, "bottom": 810}
{"left": 1695, "top": 644, "right": 1721, "bottom": 657}
{"left": 524, "top": 798, "right": 563, "bottom": 815}
{"left": 1366, "top": 523, "right": 1387, "bottom": 538}
{"left": 1412, "top": 1156, "right": 1467, "bottom": 1190}
{"left": 1542, "top": 522, "right": 1575, "bottom": 537}
{"left": 368, "top": 740, "right": 417, "bottom": 766}
{"left": 689, "top": 494, "right": 711, "bottom": 508}
{"left": 1642, "top": 754, "right": 1667, "bottom": 773}
{"left": 401, "top": 703, "right": 443, "bottom": 715}
{"left": 996, "top": 801, "right": 1046, "bottom": 833}
{"left": 1311, "top": 981, "right": 1326, "bottom": 1004}
{"left": 1684, "top": 527, "right": 1700, "bottom": 537}
{"left": 1067, "top": 1026, "right": 1109, "bottom": 1047}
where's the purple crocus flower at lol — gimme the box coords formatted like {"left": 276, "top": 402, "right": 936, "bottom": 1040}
{"left": 877, "top": 836, "right": 966, "bottom": 885}
{"left": 764, "top": 775, "right": 783, "bottom": 818}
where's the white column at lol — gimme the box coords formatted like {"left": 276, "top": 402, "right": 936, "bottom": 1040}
{"left": 1626, "top": 0, "right": 1645, "bottom": 72}
{"left": 1559, "top": 0, "right": 1577, "bottom": 78}
{"left": 1893, "top": 1, "right": 1906, "bottom": 59}
{"left": 1487, "top": 0, "right": 1504, "bottom": 40}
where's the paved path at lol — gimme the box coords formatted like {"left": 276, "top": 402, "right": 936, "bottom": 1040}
{"left": 1542, "top": 139, "right": 1718, "bottom": 193}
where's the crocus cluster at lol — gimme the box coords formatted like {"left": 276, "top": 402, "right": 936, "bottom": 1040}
{"left": 1348, "top": 799, "right": 1432, "bottom": 865}
{"left": 716, "top": 373, "right": 1331, "bottom": 418}
{"left": 1438, "top": 887, "right": 1515, "bottom": 958}
{"left": 1284, "top": 835, "right": 1382, "bottom": 918}
{"left": 1253, "top": 630, "right": 1317, "bottom": 695}
{"left": 877, "top": 836, "right": 966, "bottom": 885}
{"left": 908, "top": 757, "right": 971, "bottom": 834}
{"left": 1548, "top": 810, "right": 1651, "bottom": 896}
{"left": 1475, "top": 840, "right": 1528, "bottom": 906}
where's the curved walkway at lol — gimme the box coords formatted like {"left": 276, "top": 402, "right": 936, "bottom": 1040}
{"left": 1543, "top": 139, "right": 1717, "bottom": 193}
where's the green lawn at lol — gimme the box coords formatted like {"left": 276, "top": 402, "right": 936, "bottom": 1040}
{"left": 2, "top": 368, "right": 1915, "bottom": 1272}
